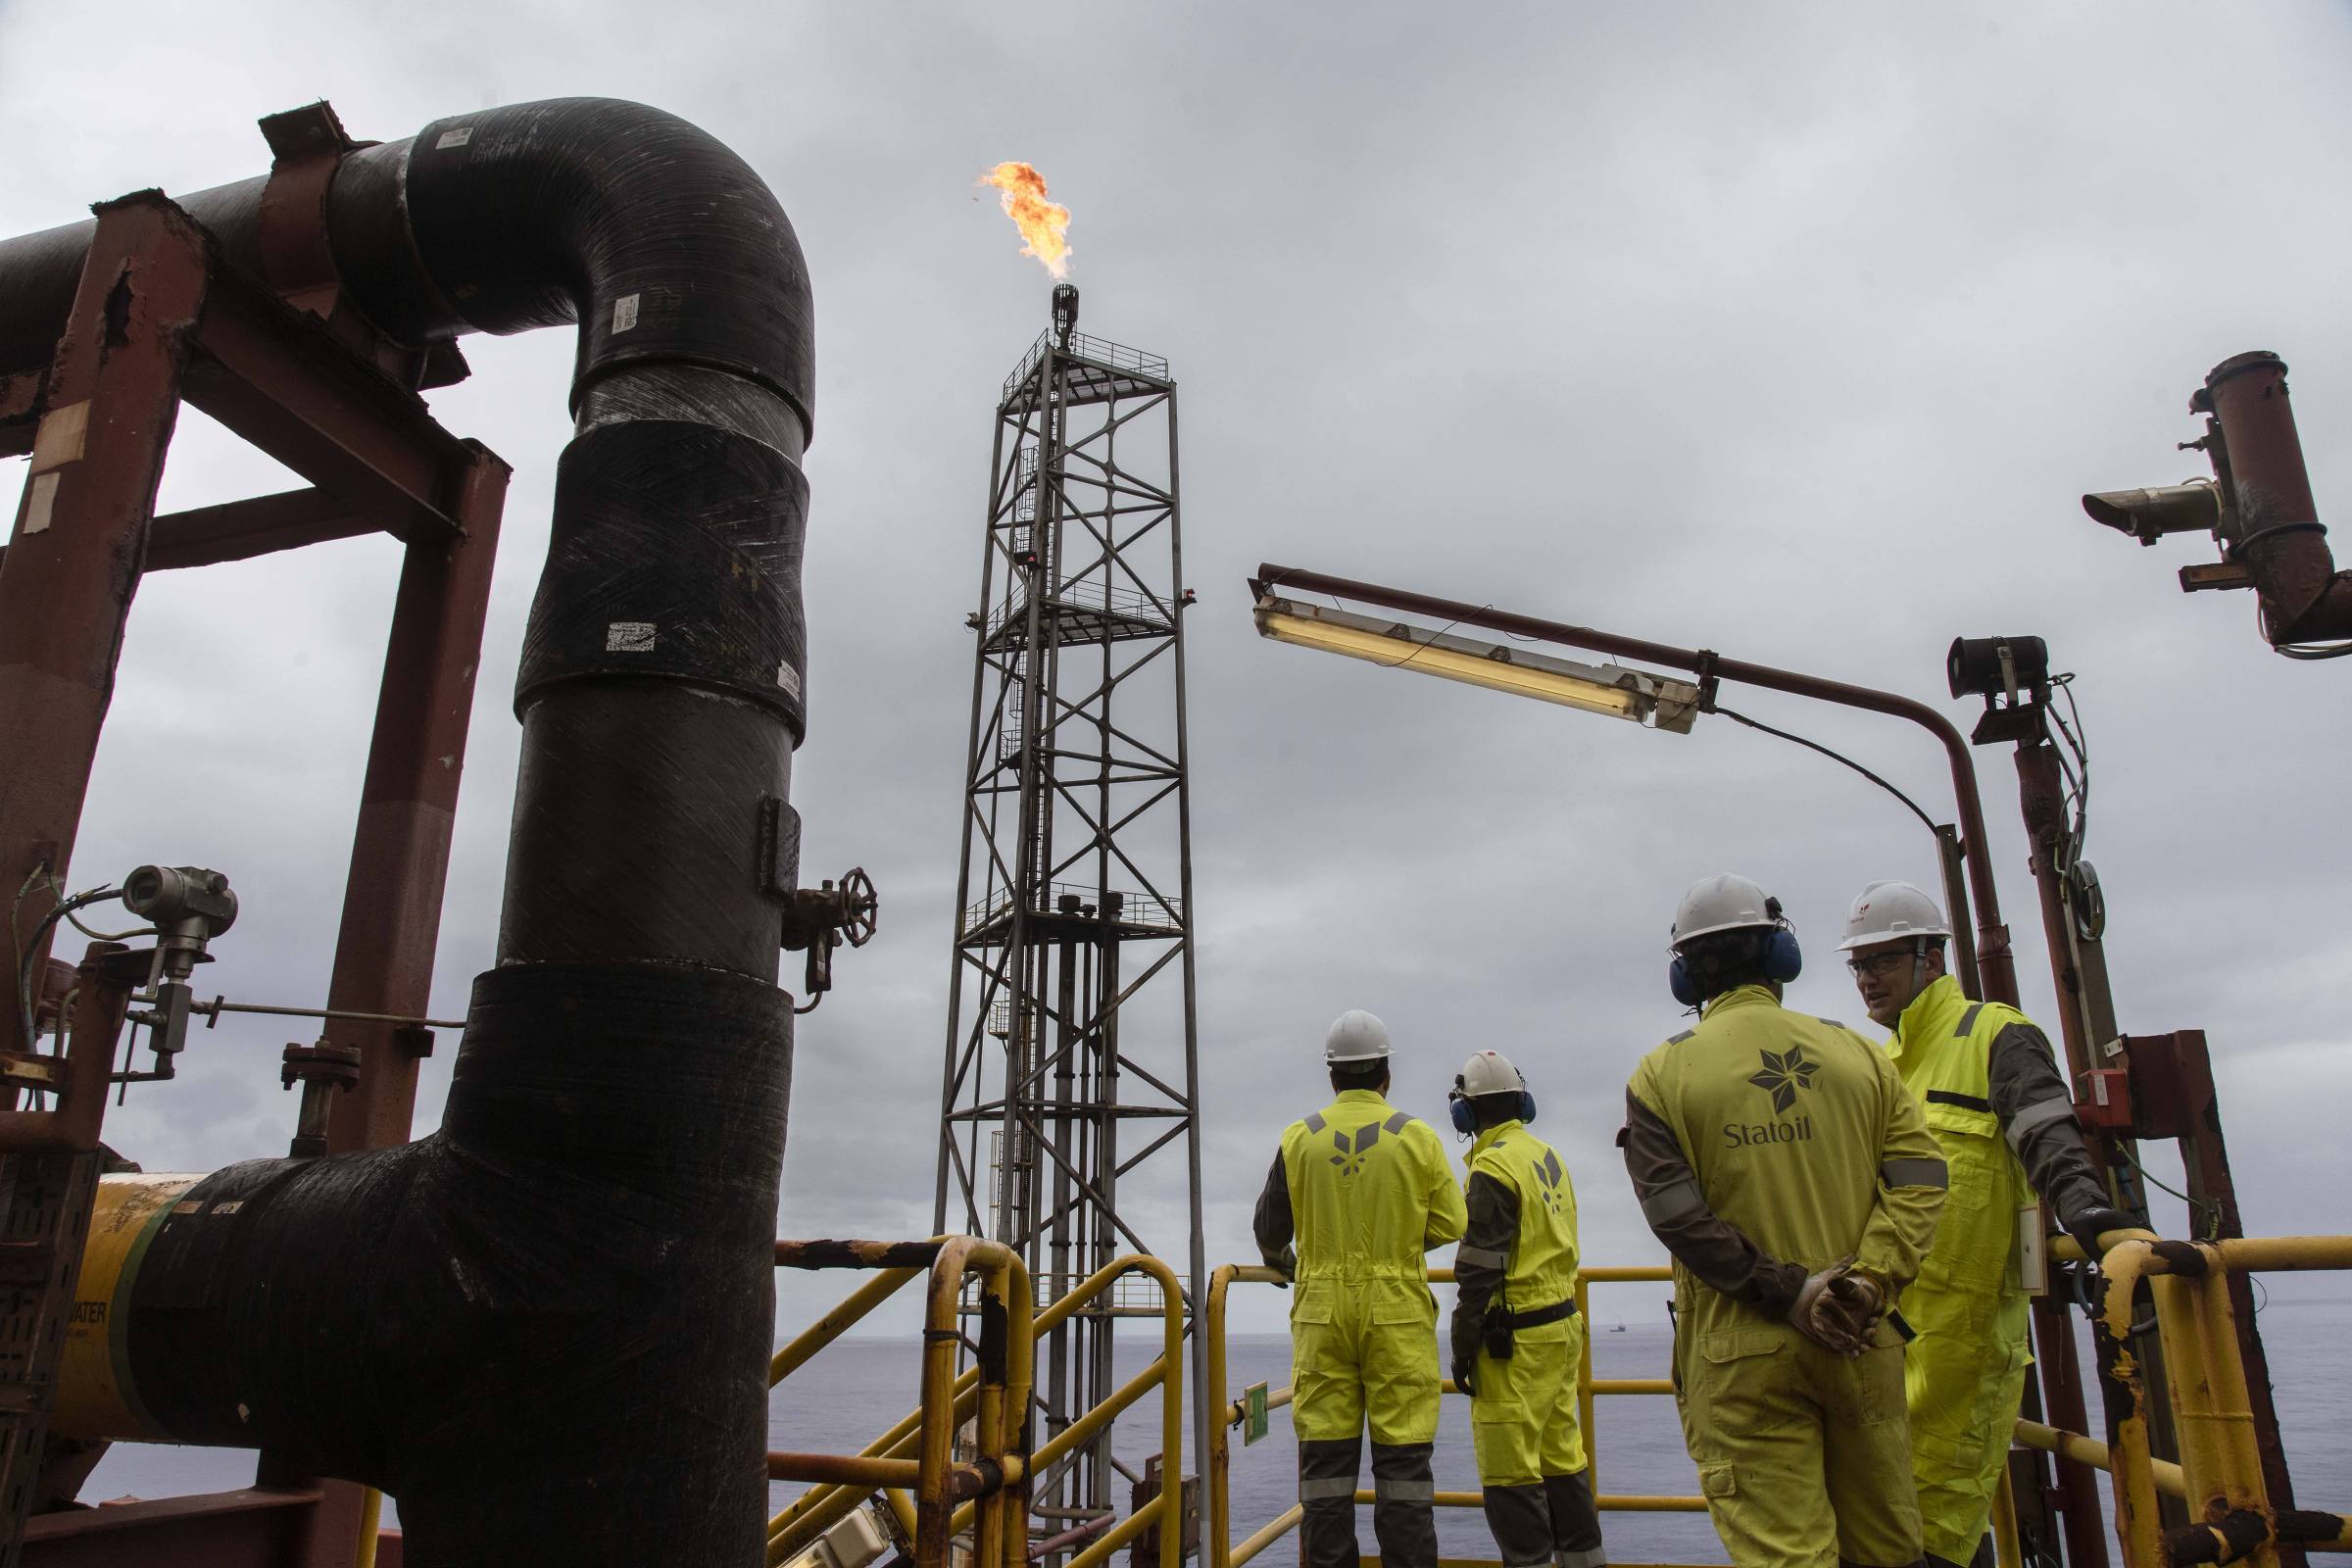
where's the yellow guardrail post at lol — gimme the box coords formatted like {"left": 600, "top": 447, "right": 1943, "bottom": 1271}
{"left": 911, "top": 1236, "right": 1029, "bottom": 1568}
{"left": 1574, "top": 1270, "right": 1595, "bottom": 1500}
{"left": 2075, "top": 1231, "right": 2352, "bottom": 1566}
{"left": 2095, "top": 1238, "right": 2174, "bottom": 1567}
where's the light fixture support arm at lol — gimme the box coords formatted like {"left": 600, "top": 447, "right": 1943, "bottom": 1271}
{"left": 1250, "top": 563, "right": 2017, "bottom": 1007}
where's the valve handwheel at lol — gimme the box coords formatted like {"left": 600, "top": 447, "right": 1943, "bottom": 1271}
{"left": 838, "top": 866, "right": 879, "bottom": 948}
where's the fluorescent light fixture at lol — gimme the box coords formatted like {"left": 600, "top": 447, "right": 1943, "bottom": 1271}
{"left": 1252, "top": 595, "right": 1700, "bottom": 733}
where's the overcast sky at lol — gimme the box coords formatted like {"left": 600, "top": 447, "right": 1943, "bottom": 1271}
{"left": 4, "top": 2, "right": 2350, "bottom": 1362}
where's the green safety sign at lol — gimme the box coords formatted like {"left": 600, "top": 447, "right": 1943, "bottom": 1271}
{"left": 1242, "top": 1382, "right": 1269, "bottom": 1446}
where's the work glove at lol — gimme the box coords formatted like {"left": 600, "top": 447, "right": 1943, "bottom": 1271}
{"left": 2065, "top": 1206, "right": 2141, "bottom": 1262}
{"left": 1786, "top": 1256, "right": 1871, "bottom": 1358}
{"left": 1820, "top": 1267, "right": 1886, "bottom": 1347}
{"left": 1450, "top": 1355, "right": 1476, "bottom": 1397}
{"left": 1265, "top": 1245, "right": 1297, "bottom": 1288}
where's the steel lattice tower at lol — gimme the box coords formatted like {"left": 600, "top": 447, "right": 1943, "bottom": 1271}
{"left": 933, "top": 285, "right": 1205, "bottom": 1544}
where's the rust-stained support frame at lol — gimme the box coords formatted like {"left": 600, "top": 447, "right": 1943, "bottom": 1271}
{"left": 2009, "top": 725, "right": 2197, "bottom": 1554}
{"left": 0, "top": 182, "right": 506, "bottom": 1568}
{"left": 317, "top": 448, "right": 506, "bottom": 1152}
{"left": 0, "top": 197, "right": 212, "bottom": 1060}
{"left": 0, "top": 488, "right": 371, "bottom": 577}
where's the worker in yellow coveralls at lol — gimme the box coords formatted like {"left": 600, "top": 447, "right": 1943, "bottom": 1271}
{"left": 1624, "top": 874, "right": 1949, "bottom": 1568}
{"left": 1253, "top": 1009, "right": 1467, "bottom": 1568}
{"left": 1840, "top": 880, "right": 2135, "bottom": 1568}
{"left": 1447, "top": 1050, "right": 1605, "bottom": 1568}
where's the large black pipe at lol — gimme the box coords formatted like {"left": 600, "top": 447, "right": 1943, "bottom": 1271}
{"left": 4, "top": 101, "right": 812, "bottom": 1565}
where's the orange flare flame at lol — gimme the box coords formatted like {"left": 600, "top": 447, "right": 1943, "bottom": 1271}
{"left": 981, "top": 162, "right": 1072, "bottom": 279}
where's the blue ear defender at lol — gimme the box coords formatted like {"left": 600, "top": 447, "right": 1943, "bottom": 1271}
{"left": 1450, "top": 1086, "right": 1538, "bottom": 1132}
{"left": 1669, "top": 910, "right": 1801, "bottom": 1006}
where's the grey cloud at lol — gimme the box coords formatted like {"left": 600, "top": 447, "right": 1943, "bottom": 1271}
{"left": 3, "top": 0, "right": 2346, "bottom": 1346}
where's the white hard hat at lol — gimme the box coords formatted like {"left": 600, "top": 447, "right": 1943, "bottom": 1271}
{"left": 1456, "top": 1050, "right": 1525, "bottom": 1098}
{"left": 1325, "top": 1009, "right": 1393, "bottom": 1063}
{"left": 1670, "top": 873, "right": 1780, "bottom": 949}
{"left": 1838, "top": 880, "right": 1952, "bottom": 951}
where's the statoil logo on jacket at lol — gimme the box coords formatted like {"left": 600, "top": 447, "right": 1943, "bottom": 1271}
{"left": 1724, "top": 1046, "right": 1818, "bottom": 1148}
{"left": 1329, "top": 1121, "right": 1386, "bottom": 1177}
{"left": 1532, "top": 1147, "right": 1567, "bottom": 1216}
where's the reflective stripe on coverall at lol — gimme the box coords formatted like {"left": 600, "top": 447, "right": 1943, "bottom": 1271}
{"left": 1624, "top": 985, "right": 1948, "bottom": 1568}
{"left": 1254, "top": 1089, "right": 1467, "bottom": 1568}
{"left": 1884, "top": 973, "right": 2101, "bottom": 1566}
{"left": 1453, "top": 1121, "right": 1604, "bottom": 1568}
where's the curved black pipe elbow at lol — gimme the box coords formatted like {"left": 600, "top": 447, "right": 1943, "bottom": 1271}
{"left": 2, "top": 99, "right": 816, "bottom": 1567}
{"left": 122, "top": 964, "right": 793, "bottom": 1566}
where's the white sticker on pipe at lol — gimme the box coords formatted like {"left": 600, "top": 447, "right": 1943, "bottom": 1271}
{"left": 776, "top": 662, "right": 803, "bottom": 701}
{"left": 21, "top": 471, "right": 60, "bottom": 535}
{"left": 612, "top": 293, "right": 641, "bottom": 333}
{"left": 435, "top": 127, "right": 474, "bottom": 150}
{"left": 29, "top": 399, "right": 89, "bottom": 473}
{"left": 606, "top": 621, "right": 658, "bottom": 653}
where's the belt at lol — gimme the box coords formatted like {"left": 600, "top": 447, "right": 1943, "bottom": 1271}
{"left": 1503, "top": 1298, "right": 1578, "bottom": 1330}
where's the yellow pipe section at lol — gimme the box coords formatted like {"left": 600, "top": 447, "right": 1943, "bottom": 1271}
{"left": 766, "top": 1374, "right": 982, "bottom": 1558}
{"left": 1990, "top": 1468, "right": 2021, "bottom": 1568}
{"left": 2014, "top": 1420, "right": 2185, "bottom": 1499}
{"left": 947, "top": 1350, "right": 1162, "bottom": 1541}
{"left": 1228, "top": 1503, "right": 1301, "bottom": 1568}
{"left": 354, "top": 1489, "right": 383, "bottom": 1568}
{"left": 1347, "top": 1489, "right": 1704, "bottom": 1514}
{"left": 770, "top": 1456, "right": 924, "bottom": 1487}
{"left": 879, "top": 1488, "right": 917, "bottom": 1546}
{"left": 2047, "top": 1226, "right": 2162, "bottom": 1265}
{"left": 1575, "top": 1265, "right": 1672, "bottom": 1283}
{"left": 2098, "top": 1239, "right": 2180, "bottom": 1567}
{"left": 771, "top": 1266, "right": 922, "bottom": 1385}
{"left": 1575, "top": 1276, "right": 1596, "bottom": 1498}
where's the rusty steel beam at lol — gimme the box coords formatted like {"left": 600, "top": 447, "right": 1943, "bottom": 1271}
{"left": 22, "top": 1488, "right": 321, "bottom": 1567}
{"left": 2013, "top": 733, "right": 2192, "bottom": 1561}
{"left": 320, "top": 444, "right": 508, "bottom": 1152}
{"left": 0, "top": 488, "right": 376, "bottom": 578}
{"left": 0, "top": 194, "right": 210, "bottom": 1057}
{"left": 145, "top": 488, "right": 374, "bottom": 571}
{"left": 181, "top": 257, "right": 468, "bottom": 546}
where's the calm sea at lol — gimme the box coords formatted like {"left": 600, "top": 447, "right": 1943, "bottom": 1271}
{"left": 83, "top": 1298, "right": 2351, "bottom": 1562}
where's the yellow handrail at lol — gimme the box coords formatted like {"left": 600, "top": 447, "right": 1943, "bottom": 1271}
{"left": 767, "top": 1247, "right": 1179, "bottom": 1568}
{"left": 1204, "top": 1259, "right": 1684, "bottom": 1568}
{"left": 769, "top": 1232, "right": 2352, "bottom": 1568}
{"left": 2082, "top": 1232, "right": 2352, "bottom": 1565}
{"left": 767, "top": 1238, "right": 1030, "bottom": 1568}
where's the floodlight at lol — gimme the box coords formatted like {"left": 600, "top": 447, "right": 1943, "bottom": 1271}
{"left": 1251, "top": 594, "right": 1700, "bottom": 732}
